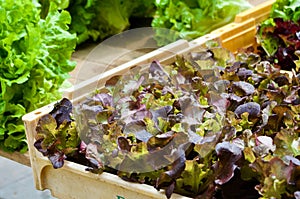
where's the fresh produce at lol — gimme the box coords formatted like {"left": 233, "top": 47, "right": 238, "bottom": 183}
{"left": 257, "top": 0, "right": 300, "bottom": 71}
{"left": 39, "top": 0, "right": 253, "bottom": 46}
{"left": 151, "top": 0, "right": 252, "bottom": 46}
{"left": 39, "top": 0, "right": 156, "bottom": 44}
{"left": 0, "top": 0, "right": 76, "bottom": 152}
{"left": 35, "top": 44, "right": 300, "bottom": 198}
{"left": 33, "top": 0, "right": 300, "bottom": 198}
{"left": 35, "top": 98, "right": 80, "bottom": 169}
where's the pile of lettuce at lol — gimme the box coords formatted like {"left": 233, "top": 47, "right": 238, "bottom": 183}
{"left": 39, "top": 0, "right": 156, "bottom": 45}
{"left": 39, "top": 0, "right": 253, "bottom": 46}
{"left": 257, "top": 0, "right": 300, "bottom": 71}
{"left": 33, "top": 0, "right": 300, "bottom": 198}
{"left": 35, "top": 43, "right": 300, "bottom": 198}
{"left": 0, "top": 0, "right": 76, "bottom": 152}
{"left": 151, "top": 0, "right": 252, "bottom": 46}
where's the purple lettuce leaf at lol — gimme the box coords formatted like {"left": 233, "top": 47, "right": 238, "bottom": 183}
{"left": 214, "top": 141, "right": 243, "bottom": 185}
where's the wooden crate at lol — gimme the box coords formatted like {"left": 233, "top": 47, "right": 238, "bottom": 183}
{"left": 23, "top": 41, "right": 194, "bottom": 199}
{"left": 2, "top": 0, "right": 273, "bottom": 167}
{"left": 22, "top": 1, "right": 275, "bottom": 198}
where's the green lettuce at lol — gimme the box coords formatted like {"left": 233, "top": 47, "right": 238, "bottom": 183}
{"left": 40, "top": 0, "right": 156, "bottom": 44}
{"left": 270, "top": 0, "right": 300, "bottom": 22}
{"left": 151, "top": 0, "right": 252, "bottom": 45}
{"left": 0, "top": 0, "right": 76, "bottom": 152}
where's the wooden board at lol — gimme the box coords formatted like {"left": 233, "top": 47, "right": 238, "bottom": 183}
{"left": 0, "top": 150, "right": 31, "bottom": 167}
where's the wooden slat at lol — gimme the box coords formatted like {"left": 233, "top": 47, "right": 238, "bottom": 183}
{"left": 0, "top": 150, "right": 31, "bottom": 167}
{"left": 235, "top": 0, "right": 275, "bottom": 23}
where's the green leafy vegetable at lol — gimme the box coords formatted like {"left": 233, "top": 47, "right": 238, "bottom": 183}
{"left": 40, "top": 0, "right": 156, "bottom": 44}
{"left": 270, "top": 0, "right": 300, "bottom": 22}
{"left": 0, "top": 0, "right": 76, "bottom": 152}
{"left": 151, "top": 0, "right": 252, "bottom": 45}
